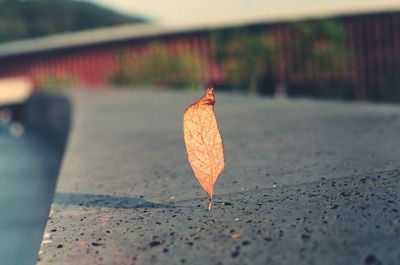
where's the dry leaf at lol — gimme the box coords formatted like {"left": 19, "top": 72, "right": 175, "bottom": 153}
{"left": 183, "top": 87, "right": 225, "bottom": 211}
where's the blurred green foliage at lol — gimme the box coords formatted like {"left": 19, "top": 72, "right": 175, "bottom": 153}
{"left": 110, "top": 42, "right": 203, "bottom": 89}
{"left": 212, "top": 29, "right": 276, "bottom": 94}
{"left": 289, "top": 20, "right": 349, "bottom": 81}
{"left": 212, "top": 20, "right": 352, "bottom": 99}
{"left": 40, "top": 74, "right": 76, "bottom": 91}
{"left": 0, "top": 0, "right": 146, "bottom": 43}
{"left": 287, "top": 20, "right": 353, "bottom": 99}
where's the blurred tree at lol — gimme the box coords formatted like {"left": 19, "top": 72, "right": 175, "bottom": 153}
{"left": 212, "top": 21, "right": 350, "bottom": 98}
{"left": 286, "top": 20, "right": 351, "bottom": 99}
{"left": 212, "top": 29, "right": 276, "bottom": 94}
{"left": 289, "top": 20, "right": 349, "bottom": 82}
{"left": 110, "top": 42, "right": 204, "bottom": 89}
{"left": 0, "top": 0, "right": 147, "bottom": 43}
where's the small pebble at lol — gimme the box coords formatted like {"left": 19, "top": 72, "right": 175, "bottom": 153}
{"left": 301, "top": 234, "right": 310, "bottom": 240}
{"left": 364, "top": 254, "right": 381, "bottom": 264}
{"left": 242, "top": 240, "right": 251, "bottom": 246}
{"left": 149, "top": 241, "right": 161, "bottom": 247}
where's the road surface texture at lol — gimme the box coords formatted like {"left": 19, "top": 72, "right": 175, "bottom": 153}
{"left": 38, "top": 90, "right": 400, "bottom": 265}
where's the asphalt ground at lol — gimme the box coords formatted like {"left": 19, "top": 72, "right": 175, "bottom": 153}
{"left": 37, "top": 90, "right": 400, "bottom": 265}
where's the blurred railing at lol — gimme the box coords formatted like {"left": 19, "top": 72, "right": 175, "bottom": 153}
{"left": 0, "top": 11, "right": 399, "bottom": 101}
{"left": 211, "top": 11, "right": 400, "bottom": 101}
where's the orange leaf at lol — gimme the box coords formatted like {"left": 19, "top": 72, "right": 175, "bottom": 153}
{"left": 183, "top": 87, "right": 225, "bottom": 211}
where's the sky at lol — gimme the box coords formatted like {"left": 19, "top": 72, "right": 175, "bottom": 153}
{"left": 88, "top": 0, "right": 400, "bottom": 26}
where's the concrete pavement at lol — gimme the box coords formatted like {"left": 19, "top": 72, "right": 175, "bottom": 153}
{"left": 37, "top": 90, "right": 400, "bottom": 265}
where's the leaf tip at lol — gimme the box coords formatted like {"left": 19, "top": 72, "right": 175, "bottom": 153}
{"left": 201, "top": 87, "right": 215, "bottom": 105}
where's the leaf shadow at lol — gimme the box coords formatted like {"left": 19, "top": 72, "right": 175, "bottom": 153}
{"left": 53, "top": 192, "right": 174, "bottom": 209}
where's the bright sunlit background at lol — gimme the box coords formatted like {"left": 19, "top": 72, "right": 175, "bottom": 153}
{"left": 88, "top": 0, "right": 400, "bottom": 26}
